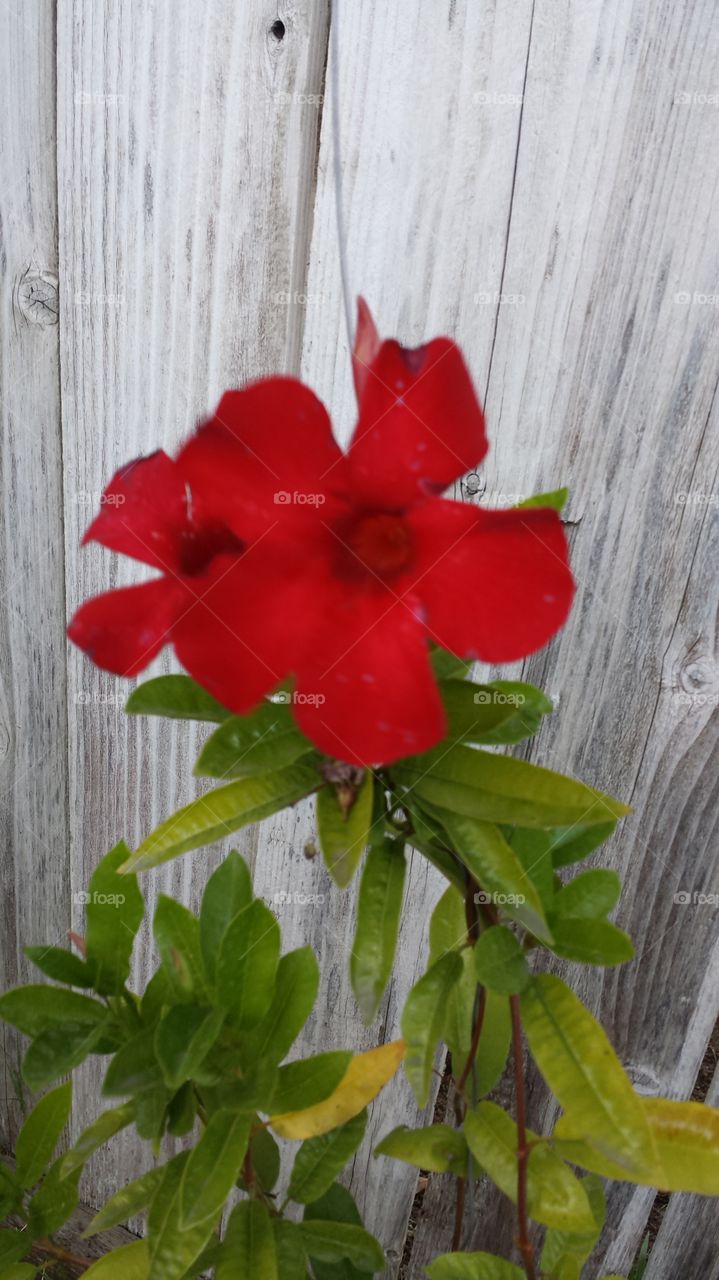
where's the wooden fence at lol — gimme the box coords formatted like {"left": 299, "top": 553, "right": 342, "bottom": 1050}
{"left": 1, "top": 1, "right": 717, "bottom": 1275}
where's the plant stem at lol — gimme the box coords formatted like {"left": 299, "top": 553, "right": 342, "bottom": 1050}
{"left": 35, "top": 1238, "right": 92, "bottom": 1271}
{"left": 510, "top": 995, "right": 536, "bottom": 1280}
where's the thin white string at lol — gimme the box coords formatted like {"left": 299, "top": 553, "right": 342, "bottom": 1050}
{"left": 330, "top": 0, "right": 355, "bottom": 351}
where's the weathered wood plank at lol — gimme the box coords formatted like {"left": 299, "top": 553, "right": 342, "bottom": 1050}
{"left": 407, "top": 0, "right": 719, "bottom": 1272}
{"left": 56, "top": 0, "right": 331, "bottom": 1210}
{"left": 0, "top": 0, "right": 68, "bottom": 1147}
{"left": 295, "top": 0, "right": 538, "bottom": 1267}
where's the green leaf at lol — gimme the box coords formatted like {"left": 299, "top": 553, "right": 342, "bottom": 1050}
{"left": 148, "top": 1154, "right": 218, "bottom": 1278}
{"left": 549, "top": 821, "right": 618, "bottom": 869}
{"left": 126, "top": 674, "right": 229, "bottom": 722}
{"left": 441, "top": 680, "right": 553, "bottom": 747}
{"left": 475, "top": 990, "right": 512, "bottom": 1098}
{"left": 423, "top": 808, "right": 553, "bottom": 943}
{"left": 351, "top": 836, "right": 406, "bottom": 1022}
{"left": 395, "top": 743, "right": 629, "bottom": 829}
{"left": 23, "top": 1022, "right": 107, "bottom": 1090}
{"left": 84, "top": 842, "right": 144, "bottom": 994}
{"left": 199, "top": 851, "right": 252, "bottom": 982}
{"left": 541, "top": 1174, "right": 606, "bottom": 1272}
{"left": 167, "top": 1082, "right": 197, "bottom": 1137}
{"left": 430, "top": 649, "right": 472, "bottom": 680}
{"left": 243, "top": 1124, "right": 280, "bottom": 1194}
{"left": 134, "top": 1085, "right": 172, "bottom": 1144}
{"left": 520, "top": 975, "right": 654, "bottom": 1172}
{"left": 401, "top": 952, "right": 464, "bottom": 1107}
{"left": 124, "top": 761, "right": 320, "bottom": 872}
{"left": 0, "top": 1265, "right": 39, "bottom": 1280}
{"left": 271, "top": 1041, "right": 404, "bottom": 1140}
{"left": 27, "top": 1158, "right": 80, "bottom": 1235}
{"left": 504, "top": 827, "right": 556, "bottom": 912}
{"left": 216, "top": 899, "right": 280, "bottom": 1028}
{"left": 272, "top": 1221, "right": 308, "bottom": 1280}
{"left": 272, "top": 1052, "right": 352, "bottom": 1115}
{"left": 179, "top": 1110, "right": 251, "bottom": 1228}
{"left": 317, "top": 770, "right": 374, "bottom": 888}
{"left": 103, "top": 1029, "right": 163, "bottom": 1098}
{"left": 84, "top": 1165, "right": 165, "bottom": 1236}
{"left": 426, "top": 1252, "right": 524, "bottom": 1279}
{"left": 154, "top": 896, "right": 208, "bottom": 1001}
{"left": 474, "top": 926, "right": 529, "bottom": 995}
{"left": 403, "top": 802, "right": 466, "bottom": 891}
{"left": 552, "top": 869, "right": 621, "bottom": 919}
{"left": 549, "top": 918, "right": 634, "bottom": 966}
{"left": 0, "top": 985, "right": 106, "bottom": 1036}
{"left": 516, "top": 487, "right": 569, "bottom": 511}
{"left": 287, "top": 1111, "right": 367, "bottom": 1205}
{"left": 554, "top": 1095, "right": 719, "bottom": 1194}
{"left": 0, "top": 1236, "right": 28, "bottom": 1272}
{"left": 216, "top": 1201, "right": 277, "bottom": 1280}
{"left": 464, "top": 1102, "right": 595, "bottom": 1231}
{"left": 15, "top": 1081, "right": 72, "bottom": 1188}
{"left": 24, "top": 945, "right": 93, "bottom": 987}
{"left": 296, "top": 1222, "right": 383, "bottom": 1273}
{"left": 243, "top": 947, "right": 319, "bottom": 1064}
{"left": 303, "top": 1185, "right": 366, "bottom": 1280}
{"left": 375, "top": 1123, "right": 467, "bottom": 1174}
{"left": 60, "top": 1101, "right": 136, "bottom": 1179}
{"left": 155, "top": 1005, "right": 226, "bottom": 1090}
{"left": 82, "top": 1242, "right": 150, "bottom": 1278}
{"left": 195, "top": 701, "right": 311, "bottom": 779}
{"left": 429, "top": 885, "right": 467, "bottom": 959}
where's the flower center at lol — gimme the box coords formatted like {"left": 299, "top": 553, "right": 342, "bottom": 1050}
{"left": 345, "top": 513, "right": 414, "bottom": 579}
{"left": 178, "top": 522, "right": 244, "bottom": 576}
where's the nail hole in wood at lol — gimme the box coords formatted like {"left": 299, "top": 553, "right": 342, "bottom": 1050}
{"left": 270, "top": 19, "right": 285, "bottom": 40}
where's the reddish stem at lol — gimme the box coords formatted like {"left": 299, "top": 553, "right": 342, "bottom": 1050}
{"left": 510, "top": 995, "right": 536, "bottom": 1280}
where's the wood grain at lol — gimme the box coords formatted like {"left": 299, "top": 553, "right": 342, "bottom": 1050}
{"left": 0, "top": 0, "right": 68, "bottom": 1148}
{"left": 55, "top": 0, "right": 331, "bottom": 1211}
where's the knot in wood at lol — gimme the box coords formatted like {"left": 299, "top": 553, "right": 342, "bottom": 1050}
{"left": 15, "top": 263, "right": 59, "bottom": 328}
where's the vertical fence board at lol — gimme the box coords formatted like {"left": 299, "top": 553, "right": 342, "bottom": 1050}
{"left": 0, "top": 0, "right": 68, "bottom": 1146}
{"left": 56, "top": 0, "right": 330, "bottom": 1207}
{"left": 406, "top": 0, "right": 719, "bottom": 1274}
{"left": 294, "top": 0, "right": 537, "bottom": 1266}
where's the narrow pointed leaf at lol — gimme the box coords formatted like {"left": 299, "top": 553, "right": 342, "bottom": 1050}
{"left": 549, "top": 918, "right": 634, "bottom": 966}
{"left": 153, "top": 896, "right": 208, "bottom": 1001}
{"left": 216, "top": 899, "right": 280, "bottom": 1028}
{"left": 442, "top": 680, "right": 553, "bottom": 746}
{"left": 123, "top": 760, "right": 320, "bottom": 872}
{"left": 195, "top": 701, "right": 310, "bottom": 779}
{"left": 375, "top": 1123, "right": 467, "bottom": 1174}
{"left": 243, "top": 946, "right": 319, "bottom": 1064}
{"left": 16, "top": 1082, "right": 72, "bottom": 1188}
{"left": 351, "top": 836, "right": 406, "bottom": 1022}
{"left": 296, "top": 1222, "right": 383, "bottom": 1273}
{"left": 287, "top": 1111, "right": 367, "bottom": 1204}
{"left": 179, "top": 1110, "right": 251, "bottom": 1228}
{"left": 23, "top": 1022, "right": 107, "bottom": 1090}
{"left": 401, "top": 953, "right": 463, "bottom": 1107}
{"left": 270, "top": 1040, "right": 404, "bottom": 1139}
{"left": 272, "top": 1052, "right": 351, "bottom": 1114}
{"left": 552, "top": 869, "right": 621, "bottom": 919}
{"left": 426, "top": 1254, "right": 524, "bottom": 1279}
{"left": 147, "top": 1153, "right": 218, "bottom": 1278}
{"left": 79, "top": 1243, "right": 151, "bottom": 1279}
{"left": 24, "top": 945, "right": 93, "bottom": 988}
{"left": 83, "top": 1165, "right": 165, "bottom": 1236}
{"left": 0, "top": 986, "right": 106, "bottom": 1037}
{"left": 216, "top": 1201, "right": 277, "bottom": 1280}
{"left": 155, "top": 1005, "right": 226, "bottom": 1090}
{"left": 84, "top": 842, "right": 144, "bottom": 994}
{"left": 521, "top": 975, "right": 654, "bottom": 1172}
{"left": 317, "top": 770, "right": 374, "bottom": 888}
{"left": 474, "top": 926, "right": 529, "bottom": 994}
{"left": 126, "top": 674, "right": 229, "bottom": 722}
{"left": 465, "top": 1101, "right": 596, "bottom": 1230}
{"left": 199, "top": 850, "right": 252, "bottom": 981}
{"left": 60, "top": 1101, "right": 135, "bottom": 1179}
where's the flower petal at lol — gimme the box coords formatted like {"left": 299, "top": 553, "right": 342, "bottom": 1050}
{"left": 293, "top": 588, "right": 447, "bottom": 766}
{"left": 171, "top": 543, "right": 325, "bottom": 714}
{"left": 352, "top": 297, "right": 381, "bottom": 403}
{"left": 409, "top": 500, "right": 575, "bottom": 662}
{"left": 67, "top": 578, "right": 185, "bottom": 676}
{"left": 348, "top": 332, "right": 487, "bottom": 508}
{"left": 82, "top": 452, "right": 191, "bottom": 571}
{"left": 177, "top": 378, "right": 348, "bottom": 541}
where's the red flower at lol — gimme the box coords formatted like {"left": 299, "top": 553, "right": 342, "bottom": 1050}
{"left": 68, "top": 301, "right": 574, "bottom": 766}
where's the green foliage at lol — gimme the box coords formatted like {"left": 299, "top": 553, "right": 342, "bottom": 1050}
{"left": 195, "top": 700, "right": 312, "bottom": 779}
{"left": 350, "top": 834, "right": 406, "bottom": 1022}
{"left": 317, "top": 768, "right": 374, "bottom": 887}
{"left": 126, "top": 673, "right": 230, "bottom": 721}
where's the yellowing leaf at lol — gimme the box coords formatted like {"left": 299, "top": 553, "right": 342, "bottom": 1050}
{"left": 555, "top": 1096, "right": 719, "bottom": 1194}
{"left": 270, "top": 1040, "right": 405, "bottom": 1139}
